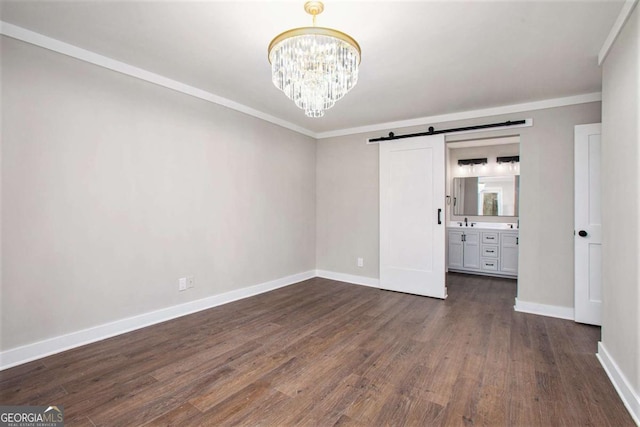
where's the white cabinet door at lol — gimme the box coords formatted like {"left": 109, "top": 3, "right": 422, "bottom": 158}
{"left": 574, "top": 123, "right": 602, "bottom": 325}
{"left": 463, "top": 230, "right": 481, "bottom": 269}
{"left": 380, "top": 135, "right": 446, "bottom": 299}
{"left": 501, "top": 232, "right": 519, "bottom": 275}
{"left": 448, "top": 230, "right": 464, "bottom": 269}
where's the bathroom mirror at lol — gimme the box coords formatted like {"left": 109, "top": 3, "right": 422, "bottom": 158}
{"left": 452, "top": 175, "right": 519, "bottom": 216}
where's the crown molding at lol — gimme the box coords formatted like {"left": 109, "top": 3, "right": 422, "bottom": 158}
{"left": 315, "top": 92, "right": 602, "bottom": 139}
{"left": 1, "top": 21, "right": 604, "bottom": 142}
{"left": 0, "top": 21, "right": 316, "bottom": 138}
{"left": 598, "top": 0, "right": 639, "bottom": 65}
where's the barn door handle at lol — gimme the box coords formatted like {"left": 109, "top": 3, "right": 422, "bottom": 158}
{"left": 437, "top": 209, "right": 442, "bottom": 225}
{"left": 578, "top": 230, "right": 588, "bottom": 237}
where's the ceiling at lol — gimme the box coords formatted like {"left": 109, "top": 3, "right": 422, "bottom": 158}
{"left": 0, "top": 1, "right": 624, "bottom": 136}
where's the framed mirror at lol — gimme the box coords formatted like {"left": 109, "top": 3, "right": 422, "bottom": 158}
{"left": 452, "top": 175, "right": 519, "bottom": 216}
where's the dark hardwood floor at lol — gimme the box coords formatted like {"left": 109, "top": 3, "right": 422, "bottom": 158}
{"left": 1, "top": 274, "right": 634, "bottom": 426}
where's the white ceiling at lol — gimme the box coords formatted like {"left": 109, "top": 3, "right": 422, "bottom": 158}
{"left": 0, "top": 1, "right": 624, "bottom": 136}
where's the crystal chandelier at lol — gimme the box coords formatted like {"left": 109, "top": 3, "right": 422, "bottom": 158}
{"left": 268, "top": 1, "right": 361, "bottom": 118}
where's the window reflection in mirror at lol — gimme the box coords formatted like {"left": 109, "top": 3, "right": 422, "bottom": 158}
{"left": 453, "top": 176, "right": 519, "bottom": 216}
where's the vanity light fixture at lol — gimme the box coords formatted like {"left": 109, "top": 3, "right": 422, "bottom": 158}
{"left": 457, "top": 158, "right": 488, "bottom": 166}
{"left": 497, "top": 155, "right": 520, "bottom": 172}
{"left": 458, "top": 158, "right": 487, "bottom": 174}
{"left": 496, "top": 156, "right": 520, "bottom": 164}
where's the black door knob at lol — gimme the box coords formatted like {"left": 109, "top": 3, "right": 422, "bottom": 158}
{"left": 578, "top": 230, "right": 588, "bottom": 237}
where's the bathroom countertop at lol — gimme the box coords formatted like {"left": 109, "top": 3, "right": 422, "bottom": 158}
{"left": 447, "top": 222, "right": 518, "bottom": 230}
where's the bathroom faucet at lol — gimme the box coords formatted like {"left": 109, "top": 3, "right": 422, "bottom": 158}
{"left": 464, "top": 217, "right": 468, "bottom": 227}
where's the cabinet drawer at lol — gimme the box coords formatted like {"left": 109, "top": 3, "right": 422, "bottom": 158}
{"left": 482, "top": 232, "right": 499, "bottom": 244}
{"left": 482, "top": 245, "right": 499, "bottom": 258}
{"left": 481, "top": 260, "right": 499, "bottom": 271}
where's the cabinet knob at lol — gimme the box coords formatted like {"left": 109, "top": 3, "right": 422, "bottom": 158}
{"left": 578, "top": 230, "right": 588, "bottom": 237}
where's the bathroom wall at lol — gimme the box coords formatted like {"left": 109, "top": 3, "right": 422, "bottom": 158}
{"left": 448, "top": 141, "right": 520, "bottom": 224}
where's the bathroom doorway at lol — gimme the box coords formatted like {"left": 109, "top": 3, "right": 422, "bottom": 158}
{"left": 444, "top": 136, "right": 521, "bottom": 290}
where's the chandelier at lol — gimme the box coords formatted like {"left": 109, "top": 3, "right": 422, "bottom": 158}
{"left": 268, "top": 1, "right": 361, "bottom": 118}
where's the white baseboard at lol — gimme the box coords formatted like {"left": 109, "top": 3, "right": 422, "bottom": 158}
{"left": 0, "top": 270, "right": 315, "bottom": 371}
{"left": 514, "top": 298, "right": 575, "bottom": 320}
{"left": 315, "top": 270, "right": 380, "bottom": 288}
{"left": 597, "top": 342, "right": 640, "bottom": 425}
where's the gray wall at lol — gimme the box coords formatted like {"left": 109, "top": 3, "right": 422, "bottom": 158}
{"left": 1, "top": 37, "right": 317, "bottom": 350}
{"left": 1, "top": 26, "right": 622, "bottom": 371}
{"left": 601, "top": 5, "right": 640, "bottom": 399}
{"left": 316, "top": 133, "right": 380, "bottom": 278}
{"left": 316, "top": 103, "right": 601, "bottom": 309}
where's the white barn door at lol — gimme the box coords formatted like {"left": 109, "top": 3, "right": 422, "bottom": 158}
{"left": 379, "top": 135, "right": 447, "bottom": 299}
{"left": 574, "top": 123, "right": 602, "bottom": 325}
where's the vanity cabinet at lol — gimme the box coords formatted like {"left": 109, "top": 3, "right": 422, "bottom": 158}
{"left": 447, "top": 228, "right": 518, "bottom": 278}
{"left": 500, "top": 232, "right": 519, "bottom": 275}
{"left": 447, "top": 230, "right": 480, "bottom": 270}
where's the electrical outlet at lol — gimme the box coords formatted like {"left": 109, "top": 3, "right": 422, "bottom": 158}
{"left": 357, "top": 257, "right": 364, "bottom": 267}
{"left": 178, "top": 277, "right": 187, "bottom": 291}
{"left": 187, "top": 276, "right": 195, "bottom": 289}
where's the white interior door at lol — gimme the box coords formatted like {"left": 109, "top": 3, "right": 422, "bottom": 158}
{"left": 574, "top": 123, "right": 602, "bottom": 325}
{"left": 379, "top": 135, "right": 446, "bottom": 299}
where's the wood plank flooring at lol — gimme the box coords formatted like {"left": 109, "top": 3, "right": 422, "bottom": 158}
{"left": 1, "top": 273, "right": 634, "bottom": 426}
